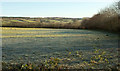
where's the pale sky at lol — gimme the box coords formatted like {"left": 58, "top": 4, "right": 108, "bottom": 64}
{"left": 0, "top": 0, "right": 116, "bottom": 2}
{"left": 0, "top": 0, "right": 116, "bottom": 18}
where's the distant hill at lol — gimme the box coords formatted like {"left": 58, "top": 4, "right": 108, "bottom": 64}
{"left": 1, "top": 17, "right": 83, "bottom": 29}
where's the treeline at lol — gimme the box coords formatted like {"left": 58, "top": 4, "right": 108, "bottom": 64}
{"left": 81, "top": 1, "right": 120, "bottom": 33}
{"left": 1, "top": 17, "right": 82, "bottom": 29}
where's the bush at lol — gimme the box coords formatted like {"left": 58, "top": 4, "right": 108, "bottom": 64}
{"left": 81, "top": 1, "right": 120, "bottom": 33}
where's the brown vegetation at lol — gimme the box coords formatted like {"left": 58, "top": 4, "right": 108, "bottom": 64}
{"left": 81, "top": 1, "right": 120, "bottom": 33}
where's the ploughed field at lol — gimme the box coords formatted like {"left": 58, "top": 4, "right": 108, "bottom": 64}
{"left": 2, "top": 27, "right": 120, "bottom": 69}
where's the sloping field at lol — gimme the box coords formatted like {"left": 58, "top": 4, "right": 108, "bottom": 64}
{"left": 2, "top": 27, "right": 120, "bottom": 69}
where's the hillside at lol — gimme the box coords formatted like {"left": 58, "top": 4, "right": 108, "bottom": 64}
{"left": 1, "top": 17, "right": 82, "bottom": 29}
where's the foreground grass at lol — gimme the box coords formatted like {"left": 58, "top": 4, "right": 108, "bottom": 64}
{"left": 2, "top": 48, "right": 120, "bottom": 70}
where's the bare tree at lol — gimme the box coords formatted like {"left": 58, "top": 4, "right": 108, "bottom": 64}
{"left": 81, "top": 1, "right": 120, "bottom": 32}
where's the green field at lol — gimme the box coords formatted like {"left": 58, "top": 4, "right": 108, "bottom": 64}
{"left": 2, "top": 27, "right": 120, "bottom": 69}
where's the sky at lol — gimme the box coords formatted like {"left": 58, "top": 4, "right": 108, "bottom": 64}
{"left": 0, "top": 0, "right": 116, "bottom": 18}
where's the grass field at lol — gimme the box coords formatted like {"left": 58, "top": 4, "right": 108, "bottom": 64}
{"left": 2, "top": 27, "right": 120, "bottom": 70}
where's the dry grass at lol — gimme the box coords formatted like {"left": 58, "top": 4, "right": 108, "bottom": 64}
{"left": 2, "top": 34, "right": 93, "bottom": 38}
{"left": 2, "top": 27, "right": 96, "bottom": 38}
